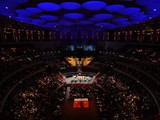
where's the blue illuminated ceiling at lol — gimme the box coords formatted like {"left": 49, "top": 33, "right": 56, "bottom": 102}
{"left": 64, "top": 13, "right": 84, "bottom": 19}
{"left": 82, "top": 1, "right": 107, "bottom": 11}
{"left": 0, "top": 0, "right": 160, "bottom": 30}
{"left": 61, "top": 2, "right": 81, "bottom": 10}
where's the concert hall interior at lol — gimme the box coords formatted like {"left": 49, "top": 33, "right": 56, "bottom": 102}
{"left": 0, "top": 0, "right": 160, "bottom": 120}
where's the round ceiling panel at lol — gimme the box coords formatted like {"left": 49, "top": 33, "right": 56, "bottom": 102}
{"left": 15, "top": 9, "right": 33, "bottom": 16}
{"left": 26, "top": 7, "right": 43, "bottom": 14}
{"left": 119, "top": 7, "right": 141, "bottom": 15}
{"left": 64, "top": 13, "right": 84, "bottom": 19}
{"left": 105, "top": 4, "right": 125, "bottom": 12}
{"left": 82, "top": 1, "right": 107, "bottom": 11}
{"left": 61, "top": 2, "right": 81, "bottom": 10}
{"left": 37, "top": 2, "right": 61, "bottom": 11}
{"left": 40, "top": 15, "right": 58, "bottom": 21}
{"left": 0, "top": 0, "right": 159, "bottom": 29}
{"left": 16, "top": 16, "right": 31, "bottom": 21}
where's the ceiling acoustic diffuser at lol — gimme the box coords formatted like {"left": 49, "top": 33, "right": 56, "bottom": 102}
{"left": 0, "top": 0, "right": 159, "bottom": 29}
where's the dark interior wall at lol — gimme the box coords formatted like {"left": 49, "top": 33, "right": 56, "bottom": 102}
{"left": 1, "top": 41, "right": 159, "bottom": 50}
{"left": 0, "top": 41, "right": 62, "bottom": 50}
{"left": 31, "top": 41, "right": 62, "bottom": 49}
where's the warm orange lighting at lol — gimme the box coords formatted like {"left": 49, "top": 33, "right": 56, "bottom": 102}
{"left": 65, "top": 57, "right": 93, "bottom": 67}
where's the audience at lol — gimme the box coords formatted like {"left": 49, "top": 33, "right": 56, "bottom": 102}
{"left": 4, "top": 75, "right": 65, "bottom": 120}
{"left": 0, "top": 45, "right": 159, "bottom": 120}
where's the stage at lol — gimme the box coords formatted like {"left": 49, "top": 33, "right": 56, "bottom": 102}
{"left": 65, "top": 75, "right": 94, "bottom": 85}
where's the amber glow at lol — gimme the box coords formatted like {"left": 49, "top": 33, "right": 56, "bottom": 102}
{"left": 65, "top": 57, "right": 93, "bottom": 67}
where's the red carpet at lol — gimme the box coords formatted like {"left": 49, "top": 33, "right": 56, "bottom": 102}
{"left": 62, "top": 99, "right": 100, "bottom": 120}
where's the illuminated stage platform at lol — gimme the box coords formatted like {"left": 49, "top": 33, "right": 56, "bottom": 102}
{"left": 65, "top": 75, "right": 94, "bottom": 85}
{"left": 74, "top": 98, "right": 89, "bottom": 108}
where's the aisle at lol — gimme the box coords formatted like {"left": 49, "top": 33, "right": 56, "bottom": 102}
{"left": 62, "top": 99, "right": 100, "bottom": 120}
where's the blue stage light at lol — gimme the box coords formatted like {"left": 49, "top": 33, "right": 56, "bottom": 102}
{"left": 64, "top": 13, "right": 84, "bottom": 19}
{"left": 40, "top": 15, "right": 58, "bottom": 21}
{"left": 93, "top": 14, "right": 113, "bottom": 20}
{"left": 61, "top": 2, "right": 81, "bottom": 10}
{"left": 105, "top": 4, "right": 125, "bottom": 12}
{"left": 37, "top": 2, "right": 61, "bottom": 11}
{"left": 82, "top": 1, "right": 107, "bottom": 11}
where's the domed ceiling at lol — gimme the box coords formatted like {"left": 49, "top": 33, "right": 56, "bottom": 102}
{"left": 0, "top": 0, "right": 160, "bottom": 30}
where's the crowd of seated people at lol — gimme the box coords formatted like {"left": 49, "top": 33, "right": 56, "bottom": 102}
{"left": 96, "top": 47, "right": 160, "bottom": 104}
{"left": 0, "top": 44, "right": 159, "bottom": 120}
{"left": 0, "top": 45, "right": 64, "bottom": 108}
{"left": 3, "top": 74, "right": 65, "bottom": 120}
{"left": 113, "top": 63, "right": 160, "bottom": 103}
{"left": 100, "top": 46, "right": 160, "bottom": 80}
{"left": 0, "top": 62, "right": 46, "bottom": 107}
{"left": 118, "top": 47, "right": 160, "bottom": 80}
{"left": 69, "top": 86, "right": 94, "bottom": 100}
{"left": 95, "top": 72, "right": 159, "bottom": 120}
{"left": 0, "top": 45, "right": 59, "bottom": 80}
{"left": 122, "top": 47, "right": 160, "bottom": 64}
{"left": 67, "top": 76, "right": 158, "bottom": 120}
